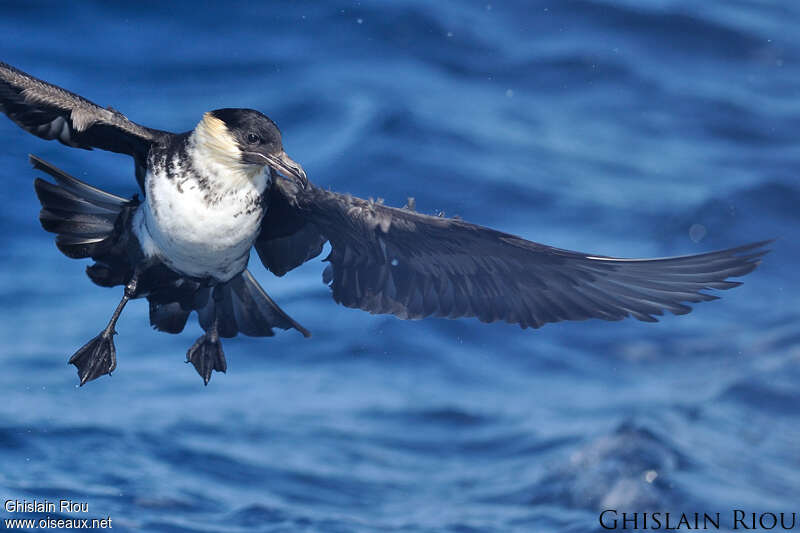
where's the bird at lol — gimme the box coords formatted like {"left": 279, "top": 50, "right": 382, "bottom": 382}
{"left": 0, "top": 61, "right": 770, "bottom": 386}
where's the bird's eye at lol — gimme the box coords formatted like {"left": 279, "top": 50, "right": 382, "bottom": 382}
{"left": 247, "top": 133, "right": 261, "bottom": 144}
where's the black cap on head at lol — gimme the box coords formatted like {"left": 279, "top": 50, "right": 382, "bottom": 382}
{"left": 210, "top": 108, "right": 283, "bottom": 156}
{"left": 210, "top": 108, "right": 308, "bottom": 188}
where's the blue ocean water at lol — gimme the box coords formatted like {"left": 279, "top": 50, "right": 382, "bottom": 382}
{"left": 0, "top": 1, "right": 798, "bottom": 531}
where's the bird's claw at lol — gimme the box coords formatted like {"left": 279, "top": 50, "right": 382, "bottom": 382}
{"left": 186, "top": 333, "right": 226, "bottom": 385}
{"left": 68, "top": 331, "right": 117, "bottom": 386}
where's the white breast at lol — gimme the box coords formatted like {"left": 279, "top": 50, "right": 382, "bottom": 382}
{"left": 134, "top": 161, "right": 268, "bottom": 282}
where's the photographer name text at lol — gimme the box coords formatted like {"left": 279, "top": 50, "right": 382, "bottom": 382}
{"left": 600, "top": 510, "right": 800, "bottom": 530}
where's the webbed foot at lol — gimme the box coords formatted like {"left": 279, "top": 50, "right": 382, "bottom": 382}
{"left": 186, "top": 333, "right": 226, "bottom": 385}
{"left": 68, "top": 330, "right": 117, "bottom": 386}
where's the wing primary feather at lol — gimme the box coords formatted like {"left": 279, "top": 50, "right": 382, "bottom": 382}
{"left": 287, "top": 185, "right": 770, "bottom": 329}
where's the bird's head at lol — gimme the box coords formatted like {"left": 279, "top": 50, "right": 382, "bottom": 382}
{"left": 194, "top": 108, "right": 307, "bottom": 189}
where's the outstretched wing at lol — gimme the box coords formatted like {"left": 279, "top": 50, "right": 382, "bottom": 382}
{"left": 0, "top": 61, "right": 167, "bottom": 187}
{"left": 285, "top": 185, "right": 769, "bottom": 328}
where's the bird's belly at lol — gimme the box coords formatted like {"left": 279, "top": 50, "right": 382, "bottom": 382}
{"left": 135, "top": 173, "right": 264, "bottom": 282}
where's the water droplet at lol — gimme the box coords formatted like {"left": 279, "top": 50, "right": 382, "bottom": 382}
{"left": 391, "top": 258, "right": 399, "bottom": 267}
{"left": 689, "top": 223, "right": 707, "bottom": 243}
{"left": 644, "top": 470, "right": 658, "bottom": 483}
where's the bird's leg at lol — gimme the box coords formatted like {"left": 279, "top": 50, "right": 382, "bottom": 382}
{"left": 186, "top": 286, "right": 227, "bottom": 385}
{"left": 69, "top": 269, "right": 141, "bottom": 386}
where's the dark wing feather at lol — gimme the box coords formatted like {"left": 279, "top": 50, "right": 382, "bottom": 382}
{"left": 31, "top": 155, "right": 139, "bottom": 265}
{"left": 290, "top": 186, "right": 769, "bottom": 328}
{"left": 255, "top": 175, "right": 326, "bottom": 276}
{"left": 0, "top": 61, "right": 167, "bottom": 189}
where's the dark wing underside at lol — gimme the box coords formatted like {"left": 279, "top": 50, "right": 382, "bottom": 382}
{"left": 255, "top": 175, "right": 326, "bottom": 277}
{"left": 0, "top": 61, "right": 167, "bottom": 189}
{"left": 270, "top": 184, "right": 768, "bottom": 329}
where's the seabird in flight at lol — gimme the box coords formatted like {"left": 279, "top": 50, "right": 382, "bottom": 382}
{"left": 0, "top": 61, "right": 770, "bottom": 385}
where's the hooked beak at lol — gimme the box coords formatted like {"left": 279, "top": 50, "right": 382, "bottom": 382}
{"left": 255, "top": 150, "right": 308, "bottom": 189}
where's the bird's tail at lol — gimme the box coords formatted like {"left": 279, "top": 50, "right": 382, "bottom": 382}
{"left": 149, "top": 269, "right": 311, "bottom": 338}
{"left": 194, "top": 270, "right": 311, "bottom": 338}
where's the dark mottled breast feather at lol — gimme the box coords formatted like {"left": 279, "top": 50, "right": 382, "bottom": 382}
{"left": 272, "top": 184, "right": 769, "bottom": 329}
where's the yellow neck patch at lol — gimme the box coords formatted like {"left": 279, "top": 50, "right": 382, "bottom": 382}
{"left": 191, "top": 113, "right": 266, "bottom": 186}
{"left": 195, "top": 112, "right": 241, "bottom": 163}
